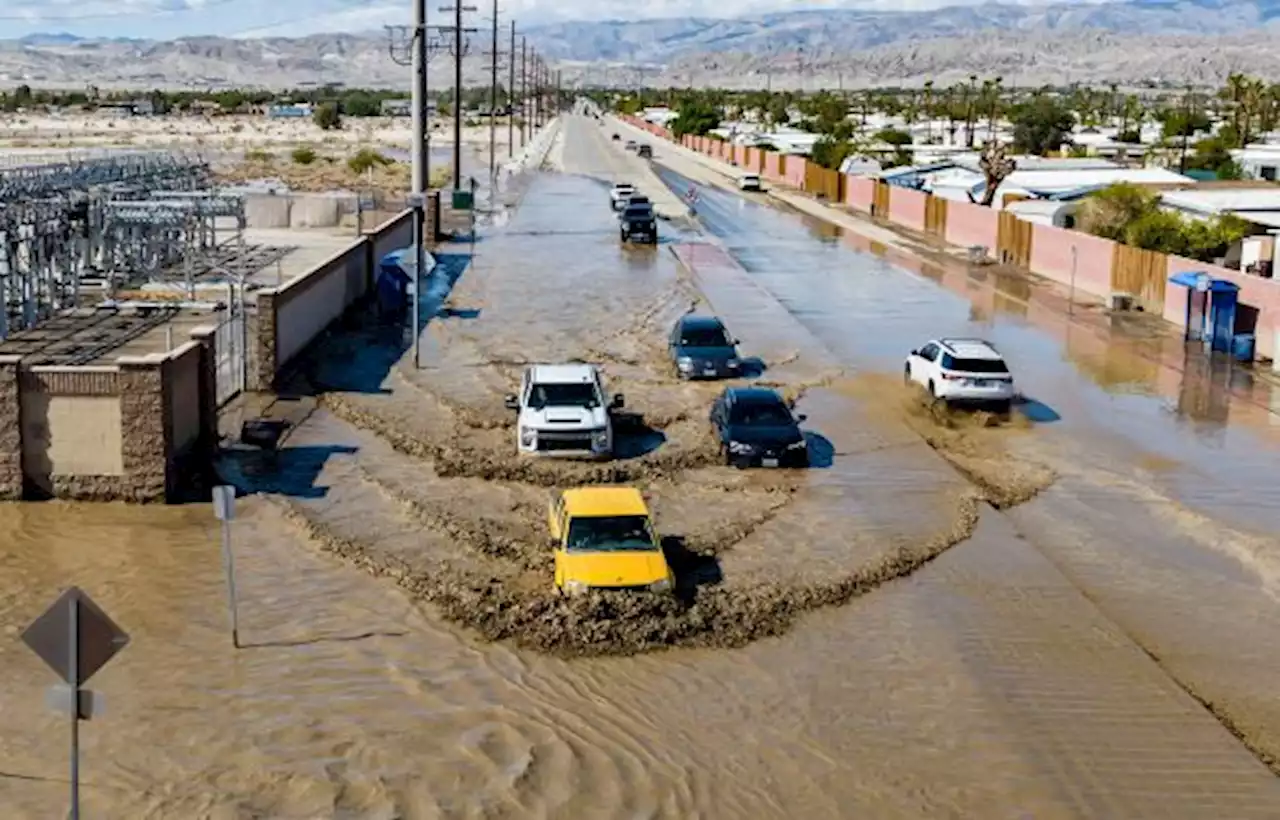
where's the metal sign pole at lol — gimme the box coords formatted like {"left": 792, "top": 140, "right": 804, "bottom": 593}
{"left": 68, "top": 595, "right": 79, "bottom": 820}
{"left": 409, "top": 196, "right": 425, "bottom": 369}
{"left": 212, "top": 486, "right": 240, "bottom": 648}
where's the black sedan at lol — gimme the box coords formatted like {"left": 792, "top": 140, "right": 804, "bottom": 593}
{"left": 669, "top": 315, "right": 742, "bottom": 379}
{"left": 710, "top": 386, "right": 808, "bottom": 468}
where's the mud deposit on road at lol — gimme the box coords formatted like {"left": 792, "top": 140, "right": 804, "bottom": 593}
{"left": 261, "top": 279, "right": 1006, "bottom": 657}
{"left": 837, "top": 373, "right": 1057, "bottom": 510}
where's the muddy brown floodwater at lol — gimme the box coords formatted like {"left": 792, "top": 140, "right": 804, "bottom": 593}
{"left": 3, "top": 116, "right": 1279, "bottom": 818}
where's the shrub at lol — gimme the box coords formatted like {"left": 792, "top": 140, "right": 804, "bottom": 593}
{"left": 291, "top": 146, "right": 317, "bottom": 165}
{"left": 348, "top": 148, "right": 393, "bottom": 175}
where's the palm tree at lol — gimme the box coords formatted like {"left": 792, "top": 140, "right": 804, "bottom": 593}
{"left": 923, "top": 80, "right": 935, "bottom": 143}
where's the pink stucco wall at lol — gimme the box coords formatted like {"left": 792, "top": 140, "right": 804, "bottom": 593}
{"left": 844, "top": 177, "right": 875, "bottom": 211}
{"left": 943, "top": 201, "right": 998, "bottom": 251}
{"left": 887, "top": 187, "right": 927, "bottom": 232}
{"left": 1164, "top": 256, "right": 1280, "bottom": 359}
{"left": 784, "top": 156, "right": 806, "bottom": 188}
{"left": 763, "top": 152, "right": 783, "bottom": 181}
{"left": 1028, "top": 224, "right": 1114, "bottom": 299}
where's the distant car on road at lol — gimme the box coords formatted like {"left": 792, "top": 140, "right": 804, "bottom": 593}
{"left": 624, "top": 139, "right": 638, "bottom": 152}
{"left": 738, "top": 173, "right": 762, "bottom": 192}
{"left": 611, "top": 133, "right": 620, "bottom": 141}
{"left": 547, "top": 487, "right": 674, "bottom": 595}
{"left": 504, "top": 364, "right": 624, "bottom": 458}
{"left": 710, "top": 386, "right": 808, "bottom": 468}
{"left": 609, "top": 182, "right": 636, "bottom": 211}
{"left": 904, "top": 338, "right": 1015, "bottom": 412}
{"left": 637, "top": 144, "right": 653, "bottom": 158}
{"left": 620, "top": 202, "right": 657, "bottom": 244}
{"left": 669, "top": 315, "right": 741, "bottom": 379}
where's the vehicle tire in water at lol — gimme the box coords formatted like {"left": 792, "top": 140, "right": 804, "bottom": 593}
{"left": 903, "top": 364, "right": 912, "bottom": 386}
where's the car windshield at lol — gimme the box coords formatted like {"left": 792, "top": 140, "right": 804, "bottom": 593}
{"left": 528, "top": 382, "right": 600, "bottom": 409}
{"left": 943, "top": 355, "right": 1009, "bottom": 374}
{"left": 729, "top": 400, "right": 793, "bottom": 426}
{"left": 680, "top": 327, "right": 730, "bottom": 347}
{"left": 565, "top": 515, "right": 657, "bottom": 552}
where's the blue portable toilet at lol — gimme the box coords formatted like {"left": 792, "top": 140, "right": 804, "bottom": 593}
{"left": 1167, "top": 271, "right": 1242, "bottom": 354}
{"left": 376, "top": 248, "right": 412, "bottom": 318}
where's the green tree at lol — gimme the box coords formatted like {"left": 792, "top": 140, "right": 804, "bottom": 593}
{"left": 810, "top": 137, "right": 854, "bottom": 171}
{"left": 1010, "top": 94, "right": 1075, "bottom": 156}
{"left": 1159, "top": 106, "right": 1211, "bottom": 140}
{"left": 313, "top": 102, "right": 342, "bottom": 130}
{"left": 670, "top": 99, "right": 722, "bottom": 139}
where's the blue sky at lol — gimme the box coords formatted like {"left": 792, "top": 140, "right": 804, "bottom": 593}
{"left": 0, "top": 0, "right": 1096, "bottom": 40}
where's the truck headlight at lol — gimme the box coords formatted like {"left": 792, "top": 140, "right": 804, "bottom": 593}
{"left": 519, "top": 426, "right": 536, "bottom": 446}
{"left": 649, "top": 577, "right": 672, "bottom": 593}
{"left": 677, "top": 356, "right": 693, "bottom": 371}
{"left": 787, "top": 439, "right": 807, "bottom": 450}
{"left": 726, "top": 358, "right": 740, "bottom": 369}
{"left": 563, "top": 579, "right": 589, "bottom": 595}
{"left": 591, "top": 429, "right": 610, "bottom": 450}
{"left": 729, "top": 441, "right": 753, "bottom": 454}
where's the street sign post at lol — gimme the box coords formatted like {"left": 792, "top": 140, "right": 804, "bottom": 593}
{"left": 21, "top": 587, "right": 130, "bottom": 820}
{"left": 212, "top": 485, "right": 240, "bottom": 648}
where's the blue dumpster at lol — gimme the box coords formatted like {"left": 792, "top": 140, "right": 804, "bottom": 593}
{"left": 1232, "top": 333, "right": 1256, "bottom": 363}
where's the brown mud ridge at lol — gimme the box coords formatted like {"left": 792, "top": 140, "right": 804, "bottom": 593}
{"left": 282, "top": 285, "right": 1041, "bottom": 656}
{"left": 275, "top": 490, "right": 982, "bottom": 657}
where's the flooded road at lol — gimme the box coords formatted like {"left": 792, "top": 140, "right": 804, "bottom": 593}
{"left": 2, "top": 115, "right": 1279, "bottom": 818}
{"left": 646, "top": 139, "right": 1280, "bottom": 776}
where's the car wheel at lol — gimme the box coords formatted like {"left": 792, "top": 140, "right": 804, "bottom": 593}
{"left": 720, "top": 442, "right": 732, "bottom": 465}
{"left": 903, "top": 363, "right": 912, "bottom": 385}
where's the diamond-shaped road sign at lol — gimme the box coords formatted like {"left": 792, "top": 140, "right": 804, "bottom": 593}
{"left": 21, "top": 587, "right": 129, "bottom": 687}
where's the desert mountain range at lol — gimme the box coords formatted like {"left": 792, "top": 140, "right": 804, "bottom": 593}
{"left": 2, "top": 1, "right": 1279, "bottom": 90}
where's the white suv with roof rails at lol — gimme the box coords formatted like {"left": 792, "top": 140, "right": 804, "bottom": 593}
{"left": 609, "top": 183, "right": 635, "bottom": 211}
{"left": 904, "top": 338, "right": 1016, "bottom": 410}
{"left": 504, "top": 364, "right": 624, "bottom": 458}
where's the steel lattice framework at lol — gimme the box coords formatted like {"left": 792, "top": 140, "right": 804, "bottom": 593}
{"left": 0, "top": 150, "right": 226, "bottom": 337}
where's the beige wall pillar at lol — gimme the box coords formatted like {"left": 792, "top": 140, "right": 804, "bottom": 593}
{"left": 118, "top": 355, "right": 168, "bottom": 502}
{"left": 255, "top": 289, "right": 278, "bottom": 391}
{"left": 0, "top": 355, "right": 24, "bottom": 499}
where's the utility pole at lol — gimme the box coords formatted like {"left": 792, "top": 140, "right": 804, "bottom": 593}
{"left": 413, "top": 0, "right": 429, "bottom": 192}
{"left": 1178, "top": 85, "right": 1193, "bottom": 175}
{"left": 532, "top": 55, "right": 540, "bottom": 129}
{"left": 488, "top": 0, "right": 498, "bottom": 183}
{"left": 508, "top": 20, "right": 516, "bottom": 157}
{"left": 520, "top": 36, "right": 528, "bottom": 146}
{"left": 452, "top": 0, "right": 464, "bottom": 191}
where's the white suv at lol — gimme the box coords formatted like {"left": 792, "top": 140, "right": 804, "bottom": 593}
{"left": 738, "top": 173, "right": 762, "bottom": 192}
{"left": 904, "top": 338, "right": 1015, "bottom": 410}
{"left": 504, "top": 364, "right": 623, "bottom": 458}
{"left": 609, "top": 183, "right": 635, "bottom": 211}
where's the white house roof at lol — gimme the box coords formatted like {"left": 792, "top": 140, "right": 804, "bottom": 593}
{"left": 1160, "top": 188, "right": 1280, "bottom": 215}
{"left": 1002, "top": 167, "right": 1193, "bottom": 192}
{"left": 1006, "top": 199, "right": 1075, "bottom": 218}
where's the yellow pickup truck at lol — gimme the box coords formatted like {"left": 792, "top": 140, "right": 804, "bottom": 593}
{"left": 547, "top": 487, "right": 674, "bottom": 594}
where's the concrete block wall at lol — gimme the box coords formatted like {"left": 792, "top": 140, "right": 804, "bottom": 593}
{"left": 1028, "top": 225, "right": 1115, "bottom": 300}
{"left": 254, "top": 209, "right": 416, "bottom": 390}
{"left": 944, "top": 200, "right": 999, "bottom": 250}
{"left": 887, "top": 187, "right": 928, "bottom": 232}
{"left": 0, "top": 328, "right": 218, "bottom": 503}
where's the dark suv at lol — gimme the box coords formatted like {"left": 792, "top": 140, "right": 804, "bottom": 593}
{"left": 669, "top": 315, "right": 741, "bottom": 379}
{"left": 710, "top": 387, "right": 809, "bottom": 468}
{"left": 620, "top": 202, "right": 657, "bottom": 244}
{"left": 637, "top": 144, "right": 653, "bottom": 158}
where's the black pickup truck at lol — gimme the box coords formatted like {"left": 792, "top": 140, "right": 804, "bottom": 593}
{"left": 620, "top": 202, "right": 657, "bottom": 244}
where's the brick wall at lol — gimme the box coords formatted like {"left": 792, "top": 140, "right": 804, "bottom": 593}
{"left": 943, "top": 200, "right": 999, "bottom": 251}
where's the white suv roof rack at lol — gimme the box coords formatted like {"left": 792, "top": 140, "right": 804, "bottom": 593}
{"left": 939, "top": 338, "right": 1002, "bottom": 360}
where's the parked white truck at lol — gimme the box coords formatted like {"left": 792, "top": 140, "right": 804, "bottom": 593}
{"left": 504, "top": 364, "right": 623, "bottom": 458}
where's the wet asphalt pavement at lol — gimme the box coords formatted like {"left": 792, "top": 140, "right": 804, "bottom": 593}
{"left": 4, "top": 116, "right": 1280, "bottom": 818}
